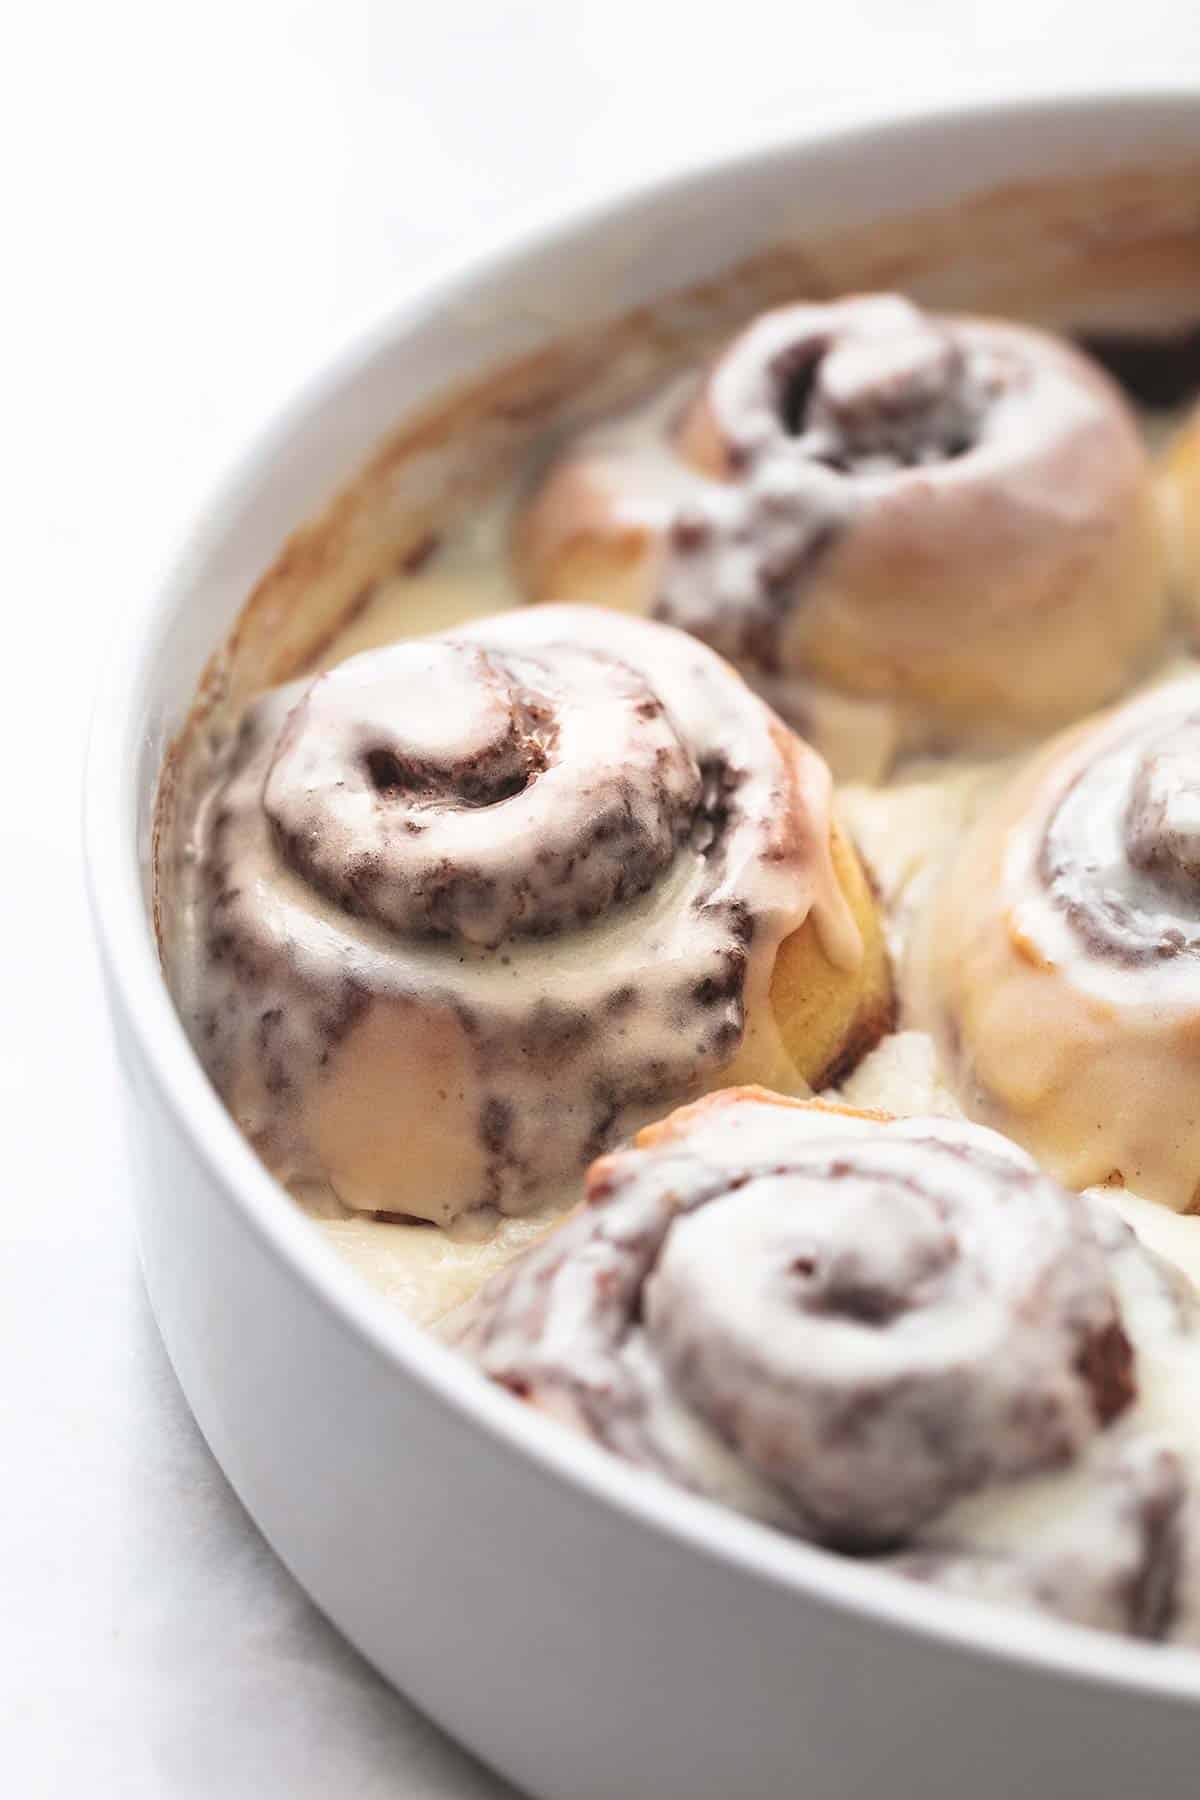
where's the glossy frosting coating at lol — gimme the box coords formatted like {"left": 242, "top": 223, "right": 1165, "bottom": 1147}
{"left": 173, "top": 605, "right": 882, "bottom": 1226}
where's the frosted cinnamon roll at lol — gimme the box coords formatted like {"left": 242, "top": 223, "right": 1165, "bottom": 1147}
{"left": 179, "top": 607, "right": 890, "bottom": 1225}
{"left": 914, "top": 674, "right": 1200, "bottom": 1212}
{"left": 517, "top": 295, "right": 1166, "bottom": 762}
{"left": 456, "top": 1088, "right": 1200, "bottom": 1643}
{"left": 455, "top": 1090, "right": 1135, "bottom": 1549}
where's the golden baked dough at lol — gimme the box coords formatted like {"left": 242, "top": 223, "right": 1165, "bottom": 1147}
{"left": 1162, "top": 402, "right": 1200, "bottom": 628}
{"left": 769, "top": 821, "right": 891, "bottom": 1085}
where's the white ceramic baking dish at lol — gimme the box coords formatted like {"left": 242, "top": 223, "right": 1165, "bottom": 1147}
{"left": 87, "top": 89, "right": 1200, "bottom": 1800}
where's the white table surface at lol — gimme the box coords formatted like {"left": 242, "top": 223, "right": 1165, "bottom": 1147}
{"left": 7, "top": 4, "right": 1200, "bottom": 1793}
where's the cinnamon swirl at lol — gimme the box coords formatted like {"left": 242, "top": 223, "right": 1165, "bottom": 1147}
{"left": 517, "top": 295, "right": 1166, "bottom": 766}
{"left": 176, "top": 608, "right": 890, "bottom": 1226}
{"left": 455, "top": 1087, "right": 1200, "bottom": 1644}
{"left": 914, "top": 674, "right": 1200, "bottom": 1212}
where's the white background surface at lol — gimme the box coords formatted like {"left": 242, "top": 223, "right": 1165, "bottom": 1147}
{"left": 6, "top": 4, "right": 1200, "bottom": 1794}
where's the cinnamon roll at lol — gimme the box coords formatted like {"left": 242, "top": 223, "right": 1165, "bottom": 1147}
{"left": 455, "top": 1090, "right": 1134, "bottom": 1547}
{"left": 516, "top": 295, "right": 1166, "bottom": 763}
{"left": 455, "top": 1087, "right": 1200, "bottom": 1644}
{"left": 179, "top": 607, "right": 890, "bottom": 1226}
{"left": 914, "top": 673, "right": 1200, "bottom": 1212}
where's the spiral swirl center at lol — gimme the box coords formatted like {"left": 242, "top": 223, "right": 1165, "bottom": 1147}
{"left": 263, "top": 637, "right": 704, "bottom": 948}
{"left": 705, "top": 296, "right": 988, "bottom": 476}
{"left": 799, "top": 311, "right": 978, "bottom": 468}
{"left": 1124, "top": 719, "right": 1200, "bottom": 894}
{"left": 359, "top": 643, "right": 549, "bottom": 808}
{"left": 1041, "top": 702, "right": 1200, "bottom": 962}
{"left": 657, "top": 298, "right": 996, "bottom": 674}
{"left": 779, "top": 1182, "right": 959, "bottom": 1324}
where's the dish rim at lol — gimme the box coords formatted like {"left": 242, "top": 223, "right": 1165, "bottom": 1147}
{"left": 85, "top": 81, "right": 1200, "bottom": 1706}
